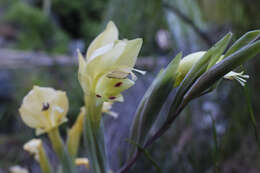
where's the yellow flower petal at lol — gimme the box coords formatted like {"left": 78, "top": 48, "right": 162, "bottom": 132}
{"left": 95, "top": 74, "right": 134, "bottom": 101}
{"left": 77, "top": 21, "right": 144, "bottom": 102}
{"left": 86, "top": 41, "right": 127, "bottom": 80}
{"left": 19, "top": 86, "right": 69, "bottom": 135}
{"left": 115, "top": 38, "right": 143, "bottom": 68}
{"left": 87, "top": 21, "right": 118, "bottom": 60}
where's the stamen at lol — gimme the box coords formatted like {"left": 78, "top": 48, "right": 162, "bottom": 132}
{"left": 133, "top": 68, "right": 146, "bottom": 75}
{"left": 114, "top": 82, "right": 123, "bottom": 87}
{"left": 42, "top": 102, "right": 50, "bottom": 111}
{"left": 224, "top": 71, "right": 249, "bottom": 87}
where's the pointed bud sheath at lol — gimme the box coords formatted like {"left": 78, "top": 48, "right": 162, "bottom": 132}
{"left": 9, "top": 166, "right": 29, "bottom": 173}
{"left": 128, "top": 53, "right": 181, "bottom": 157}
{"left": 167, "top": 33, "right": 232, "bottom": 121}
{"left": 23, "top": 139, "right": 52, "bottom": 173}
{"left": 169, "top": 31, "right": 260, "bottom": 120}
{"left": 19, "top": 86, "right": 68, "bottom": 135}
{"left": 67, "top": 107, "right": 85, "bottom": 158}
{"left": 224, "top": 30, "right": 260, "bottom": 58}
{"left": 78, "top": 21, "right": 144, "bottom": 102}
{"left": 184, "top": 39, "right": 260, "bottom": 103}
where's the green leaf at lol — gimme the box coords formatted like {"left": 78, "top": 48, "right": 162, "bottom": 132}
{"left": 83, "top": 95, "right": 109, "bottom": 173}
{"left": 168, "top": 33, "right": 232, "bottom": 119}
{"left": 225, "top": 30, "right": 260, "bottom": 57}
{"left": 126, "top": 139, "right": 163, "bottom": 173}
{"left": 207, "top": 33, "right": 232, "bottom": 70}
{"left": 48, "top": 129, "right": 77, "bottom": 173}
{"left": 184, "top": 39, "right": 260, "bottom": 103}
{"left": 128, "top": 53, "right": 182, "bottom": 157}
{"left": 84, "top": 116, "right": 108, "bottom": 173}
{"left": 243, "top": 83, "right": 260, "bottom": 151}
{"left": 210, "top": 115, "right": 220, "bottom": 173}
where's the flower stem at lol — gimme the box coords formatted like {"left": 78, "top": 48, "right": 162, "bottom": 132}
{"left": 38, "top": 145, "right": 53, "bottom": 173}
{"left": 48, "top": 128, "right": 76, "bottom": 173}
{"left": 117, "top": 104, "right": 186, "bottom": 173}
{"left": 84, "top": 94, "right": 109, "bottom": 173}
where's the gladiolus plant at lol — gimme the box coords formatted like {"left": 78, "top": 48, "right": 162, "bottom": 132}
{"left": 15, "top": 21, "right": 260, "bottom": 173}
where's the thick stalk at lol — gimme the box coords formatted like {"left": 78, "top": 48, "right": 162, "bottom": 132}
{"left": 117, "top": 104, "right": 186, "bottom": 173}
{"left": 84, "top": 94, "right": 109, "bottom": 173}
{"left": 38, "top": 145, "right": 53, "bottom": 173}
{"left": 48, "top": 128, "right": 76, "bottom": 173}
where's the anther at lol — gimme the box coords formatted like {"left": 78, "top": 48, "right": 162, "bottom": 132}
{"left": 42, "top": 102, "right": 50, "bottom": 111}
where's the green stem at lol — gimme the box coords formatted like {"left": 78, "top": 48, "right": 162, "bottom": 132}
{"left": 48, "top": 128, "right": 76, "bottom": 173}
{"left": 84, "top": 94, "right": 109, "bottom": 173}
{"left": 38, "top": 145, "right": 53, "bottom": 173}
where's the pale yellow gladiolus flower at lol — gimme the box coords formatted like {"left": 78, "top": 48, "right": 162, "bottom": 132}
{"left": 19, "top": 86, "right": 68, "bottom": 135}
{"left": 9, "top": 166, "right": 29, "bottom": 173}
{"left": 78, "top": 21, "right": 145, "bottom": 102}
{"left": 175, "top": 51, "right": 249, "bottom": 87}
{"left": 75, "top": 158, "right": 89, "bottom": 168}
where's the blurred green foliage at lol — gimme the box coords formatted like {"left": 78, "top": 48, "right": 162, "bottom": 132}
{"left": 51, "top": 0, "right": 108, "bottom": 43}
{"left": 1, "top": 0, "right": 168, "bottom": 55}
{"left": 104, "top": 0, "right": 167, "bottom": 55}
{"left": 4, "top": 0, "right": 69, "bottom": 53}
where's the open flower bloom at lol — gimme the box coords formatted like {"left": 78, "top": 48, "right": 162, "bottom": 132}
{"left": 78, "top": 21, "right": 144, "bottom": 102}
{"left": 175, "top": 51, "right": 249, "bottom": 87}
{"left": 19, "top": 86, "right": 68, "bottom": 135}
{"left": 9, "top": 166, "right": 29, "bottom": 173}
{"left": 23, "top": 139, "right": 42, "bottom": 161}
